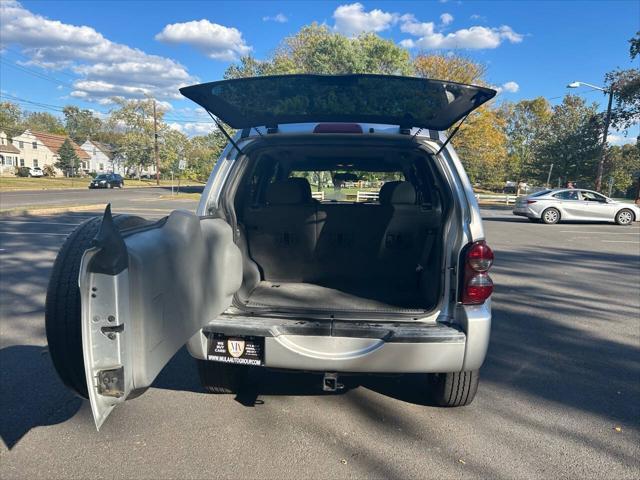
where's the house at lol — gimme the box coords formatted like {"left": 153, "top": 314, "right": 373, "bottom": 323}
{"left": 7, "top": 130, "right": 90, "bottom": 176}
{"left": 0, "top": 131, "right": 21, "bottom": 175}
{"left": 80, "top": 140, "right": 120, "bottom": 174}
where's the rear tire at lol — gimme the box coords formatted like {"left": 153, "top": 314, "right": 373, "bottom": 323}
{"left": 615, "top": 209, "right": 634, "bottom": 225}
{"left": 427, "top": 370, "right": 479, "bottom": 407}
{"left": 196, "top": 360, "right": 248, "bottom": 394}
{"left": 45, "top": 214, "right": 149, "bottom": 398}
{"left": 541, "top": 207, "right": 560, "bottom": 224}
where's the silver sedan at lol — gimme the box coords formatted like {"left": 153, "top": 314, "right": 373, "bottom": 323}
{"left": 513, "top": 189, "right": 640, "bottom": 225}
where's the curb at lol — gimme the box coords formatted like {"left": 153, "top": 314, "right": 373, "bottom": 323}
{"left": 0, "top": 204, "right": 105, "bottom": 217}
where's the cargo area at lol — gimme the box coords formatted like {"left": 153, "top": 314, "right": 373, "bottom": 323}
{"left": 229, "top": 138, "right": 452, "bottom": 315}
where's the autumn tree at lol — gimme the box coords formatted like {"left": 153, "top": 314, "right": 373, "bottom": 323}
{"left": 412, "top": 54, "right": 486, "bottom": 85}
{"left": 454, "top": 107, "right": 507, "bottom": 187}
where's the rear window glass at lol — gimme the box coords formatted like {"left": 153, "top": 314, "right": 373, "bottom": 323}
{"left": 289, "top": 170, "right": 404, "bottom": 202}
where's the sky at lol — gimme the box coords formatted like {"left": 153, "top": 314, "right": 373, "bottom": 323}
{"left": 0, "top": 0, "right": 638, "bottom": 142}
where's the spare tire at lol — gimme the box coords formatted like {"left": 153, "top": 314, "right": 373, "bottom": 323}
{"left": 45, "top": 213, "right": 150, "bottom": 398}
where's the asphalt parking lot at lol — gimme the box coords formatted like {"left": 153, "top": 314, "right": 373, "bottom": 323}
{"left": 0, "top": 202, "right": 639, "bottom": 479}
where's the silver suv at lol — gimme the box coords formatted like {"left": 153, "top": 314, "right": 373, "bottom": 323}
{"left": 45, "top": 75, "right": 496, "bottom": 429}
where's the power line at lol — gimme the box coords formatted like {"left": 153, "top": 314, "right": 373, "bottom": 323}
{"left": 0, "top": 58, "right": 74, "bottom": 89}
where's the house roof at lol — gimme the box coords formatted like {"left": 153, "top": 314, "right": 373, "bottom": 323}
{"left": 90, "top": 140, "right": 114, "bottom": 159}
{"left": 31, "top": 131, "right": 90, "bottom": 160}
{"left": 0, "top": 142, "right": 21, "bottom": 154}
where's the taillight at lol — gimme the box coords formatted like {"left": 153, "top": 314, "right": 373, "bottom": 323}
{"left": 461, "top": 240, "right": 494, "bottom": 305}
{"left": 527, "top": 200, "right": 537, "bottom": 204}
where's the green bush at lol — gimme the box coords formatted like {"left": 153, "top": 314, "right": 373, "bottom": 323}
{"left": 15, "top": 166, "right": 31, "bottom": 177}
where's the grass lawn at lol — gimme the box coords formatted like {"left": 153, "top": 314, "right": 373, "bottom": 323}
{"left": 0, "top": 176, "right": 203, "bottom": 191}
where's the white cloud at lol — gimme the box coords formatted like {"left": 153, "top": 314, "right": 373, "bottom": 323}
{"left": 400, "top": 15, "right": 435, "bottom": 36}
{"left": 608, "top": 134, "right": 636, "bottom": 146}
{"left": 401, "top": 23, "right": 523, "bottom": 50}
{"left": 501, "top": 81, "right": 519, "bottom": 93}
{"left": 263, "top": 13, "right": 288, "bottom": 23}
{"left": 440, "top": 13, "right": 454, "bottom": 26}
{"left": 168, "top": 121, "right": 214, "bottom": 137}
{"left": 0, "top": 1, "right": 194, "bottom": 103}
{"left": 333, "top": 3, "right": 399, "bottom": 36}
{"left": 155, "top": 19, "right": 251, "bottom": 61}
{"left": 470, "top": 14, "right": 487, "bottom": 22}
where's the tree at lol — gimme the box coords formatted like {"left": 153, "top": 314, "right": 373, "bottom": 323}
{"left": 453, "top": 106, "right": 508, "bottom": 187}
{"left": 413, "top": 54, "right": 486, "bottom": 85}
{"left": 22, "top": 111, "right": 66, "bottom": 134}
{"left": 0, "top": 102, "right": 22, "bottom": 137}
{"left": 55, "top": 138, "right": 80, "bottom": 176}
{"left": 501, "top": 97, "right": 552, "bottom": 187}
{"left": 107, "top": 98, "right": 158, "bottom": 176}
{"left": 187, "top": 129, "right": 228, "bottom": 180}
{"left": 604, "top": 32, "right": 640, "bottom": 130}
{"left": 224, "top": 24, "right": 412, "bottom": 78}
{"left": 63, "top": 106, "right": 103, "bottom": 144}
{"left": 603, "top": 142, "right": 640, "bottom": 197}
{"left": 535, "top": 95, "right": 602, "bottom": 188}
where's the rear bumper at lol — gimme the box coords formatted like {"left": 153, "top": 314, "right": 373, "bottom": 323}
{"left": 187, "top": 303, "right": 491, "bottom": 373}
{"left": 513, "top": 206, "right": 539, "bottom": 218}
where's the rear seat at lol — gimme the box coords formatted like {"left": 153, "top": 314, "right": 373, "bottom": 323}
{"left": 243, "top": 178, "right": 440, "bottom": 287}
{"left": 243, "top": 178, "right": 318, "bottom": 282}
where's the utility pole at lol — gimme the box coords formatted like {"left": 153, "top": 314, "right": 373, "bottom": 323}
{"left": 595, "top": 88, "right": 614, "bottom": 192}
{"left": 567, "top": 81, "right": 615, "bottom": 193}
{"left": 152, "top": 98, "right": 160, "bottom": 185}
{"left": 546, "top": 163, "right": 554, "bottom": 188}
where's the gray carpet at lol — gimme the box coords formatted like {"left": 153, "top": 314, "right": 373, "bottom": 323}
{"left": 244, "top": 281, "right": 426, "bottom": 312}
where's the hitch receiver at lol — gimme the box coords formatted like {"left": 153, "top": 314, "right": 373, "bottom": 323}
{"left": 322, "top": 372, "right": 344, "bottom": 392}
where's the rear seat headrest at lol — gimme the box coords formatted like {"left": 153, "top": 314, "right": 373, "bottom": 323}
{"left": 266, "top": 178, "right": 313, "bottom": 205}
{"left": 379, "top": 181, "right": 416, "bottom": 205}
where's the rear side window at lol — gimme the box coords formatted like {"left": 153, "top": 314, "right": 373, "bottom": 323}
{"left": 553, "top": 191, "right": 579, "bottom": 200}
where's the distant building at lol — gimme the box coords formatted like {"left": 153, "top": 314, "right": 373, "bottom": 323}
{"left": 80, "top": 140, "right": 122, "bottom": 174}
{"left": 0, "top": 131, "right": 22, "bottom": 175}
{"left": 4, "top": 129, "right": 90, "bottom": 176}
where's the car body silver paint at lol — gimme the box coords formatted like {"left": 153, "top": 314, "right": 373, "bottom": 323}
{"left": 513, "top": 189, "right": 640, "bottom": 223}
{"left": 188, "top": 124, "right": 491, "bottom": 375}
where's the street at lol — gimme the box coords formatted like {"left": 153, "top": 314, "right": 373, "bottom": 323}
{"left": 1, "top": 203, "right": 639, "bottom": 479}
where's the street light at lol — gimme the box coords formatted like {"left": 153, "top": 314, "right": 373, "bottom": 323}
{"left": 567, "top": 80, "right": 614, "bottom": 192}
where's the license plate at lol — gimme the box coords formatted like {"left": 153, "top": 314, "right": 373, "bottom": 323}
{"left": 206, "top": 333, "right": 264, "bottom": 366}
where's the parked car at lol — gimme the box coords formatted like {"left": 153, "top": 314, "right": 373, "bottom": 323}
{"left": 28, "top": 166, "right": 44, "bottom": 177}
{"left": 45, "top": 74, "right": 497, "bottom": 429}
{"left": 513, "top": 188, "right": 639, "bottom": 225}
{"left": 89, "top": 173, "right": 124, "bottom": 189}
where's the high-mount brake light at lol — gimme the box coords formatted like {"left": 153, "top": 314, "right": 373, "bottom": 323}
{"left": 461, "top": 240, "right": 494, "bottom": 305}
{"left": 313, "top": 123, "right": 363, "bottom": 134}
